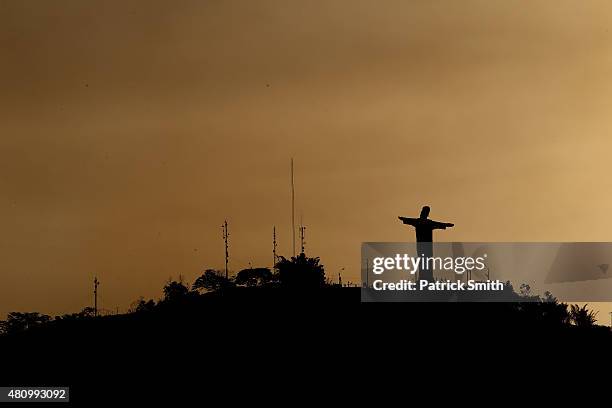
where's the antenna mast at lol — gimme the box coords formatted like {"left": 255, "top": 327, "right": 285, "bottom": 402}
{"left": 291, "top": 158, "right": 296, "bottom": 257}
{"left": 93, "top": 276, "right": 99, "bottom": 317}
{"left": 222, "top": 220, "right": 229, "bottom": 279}
{"left": 300, "top": 224, "right": 306, "bottom": 254}
{"left": 273, "top": 226, "right": 277, "bottom": 270}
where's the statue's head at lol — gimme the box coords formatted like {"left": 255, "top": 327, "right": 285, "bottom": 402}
{"left": 420, "top": 206, "right": 430, "bottom": 219}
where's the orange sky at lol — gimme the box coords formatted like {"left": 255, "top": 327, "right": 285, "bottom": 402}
{"left": 2, "top": 1, "right": 612, "bottom": 319}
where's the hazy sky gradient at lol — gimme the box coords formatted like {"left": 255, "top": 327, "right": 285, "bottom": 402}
{"left": 2, "top": 1, "right": 612, "bottom": 318}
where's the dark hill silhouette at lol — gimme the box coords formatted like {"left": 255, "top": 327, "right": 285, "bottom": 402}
{"left": 1, "top": 253, "right": 610, "bottom": 403}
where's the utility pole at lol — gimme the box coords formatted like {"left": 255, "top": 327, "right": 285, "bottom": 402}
{"left": 299, "top": 224, "right": 306, "bottom": 254}
{"left": 222, "top": 220, "right": 229, "bottom": 279}
{"left": 291, "top": 158, "right": 295, "bottom": 257}
{"left": 273, "top": 226, "right": 277, "bottom": 270}
{"left": 93, "top": 277, "right": 99, "bottom": 317}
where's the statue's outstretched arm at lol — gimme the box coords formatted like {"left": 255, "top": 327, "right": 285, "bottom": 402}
{"left": 398, "top": 216, "right": 418, "bottom": 226}
{"left": 431, "top": 221, "right": 454, "bottom": 229}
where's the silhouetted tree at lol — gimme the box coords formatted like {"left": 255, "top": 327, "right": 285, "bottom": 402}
{"left": 516, "top": 292, "right": 570, "bottom": 328}
{"left": 235, "top": 268, "right": 273, "bottom": 287}
{"left": 79, "top": 307, "right": 96, "bottom": 317}
{"left": 569, "top": 304, "right": 597, "bottom": 328}
{"left": 129, "top": 297, "right": 156, "bottom": 313}
{"left": 163, "top": 280, "right": 191, "bottom": 302}
{"left": 192, "top": 269, "right": 234, "bottom": 292}
{"left": 275, "top": 253, "right": 326, "bottom": 288}
{"left": 54, "top": 307, "right": 96, "bottom": 322}
{"left": 0, "top": 312, "right": 51, "bottom": 334}
{"left": 519, "top": 283, "right": 531, "bottom": 297}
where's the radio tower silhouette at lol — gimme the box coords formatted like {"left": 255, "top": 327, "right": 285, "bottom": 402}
{"left": 93, "top": 277, "right": 100, "bottom": 317}
{"left": 290, "top": 158, "right": 296, "bottom": 257}
{"left": 273, "top": 226, "right": 277, "bottom": 270}
{"left": 300, "top": 224, "right": 306, "bottom": 254}
{"left": 222, "top": 220, "right": 229, "bottom": 279}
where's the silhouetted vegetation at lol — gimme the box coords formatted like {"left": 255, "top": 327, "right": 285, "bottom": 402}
{"left": 276, "top": 253, "right": 325, "bottom": 288}
{"left": 54, "top": 307, "right": 96, "bottom": 321}
{"left": 0, "top": 312, "right": 51, "bottom": 334}
{"left": 192, "top": 269, "right": 234, "bottom": 292}
{"left": 569, "top": 304, "right": 598, "bottom": 328}
{"left": 0, "top": 252, "right": 609, "bottom": 339}
{"left": 162, "top": 280, "right": 191, "bottom": 301}
{"left": 235, "top": 268, "right": 274, "bottom": 287}
{"left": 129, "top": 297, "right": 156, "bottom": 313}
{"left": 189, "top": 254, "right": 325, "bottom": 292}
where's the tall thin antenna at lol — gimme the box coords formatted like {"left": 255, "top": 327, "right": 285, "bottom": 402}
{"left": 273, "top": 226, "right": 277, "bottom": 270}
{"left": 93, "top": 276, "right": 99, "bottom": 317}
{"left": 222, "top": 220, "right": 229, "bottom": 279}
{"left": 300, "top": 224, "right": 306, "bottom": 254}
{"left": 291, "top": 158, "right": 295, "bottom": 257}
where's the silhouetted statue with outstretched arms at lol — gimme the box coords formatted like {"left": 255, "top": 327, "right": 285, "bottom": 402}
{"left": 399, "top": 206, "right": 454, "bottom": 281}
{"left": 398, "top": 206, "right": 454, "bottom": 241}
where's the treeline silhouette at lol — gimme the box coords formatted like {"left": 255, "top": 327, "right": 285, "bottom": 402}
{"left": 0, "top": 253, "right": 326, "bottom": 336}
{"left": 0, "top": 252, "right": 607, "bottom": 337}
